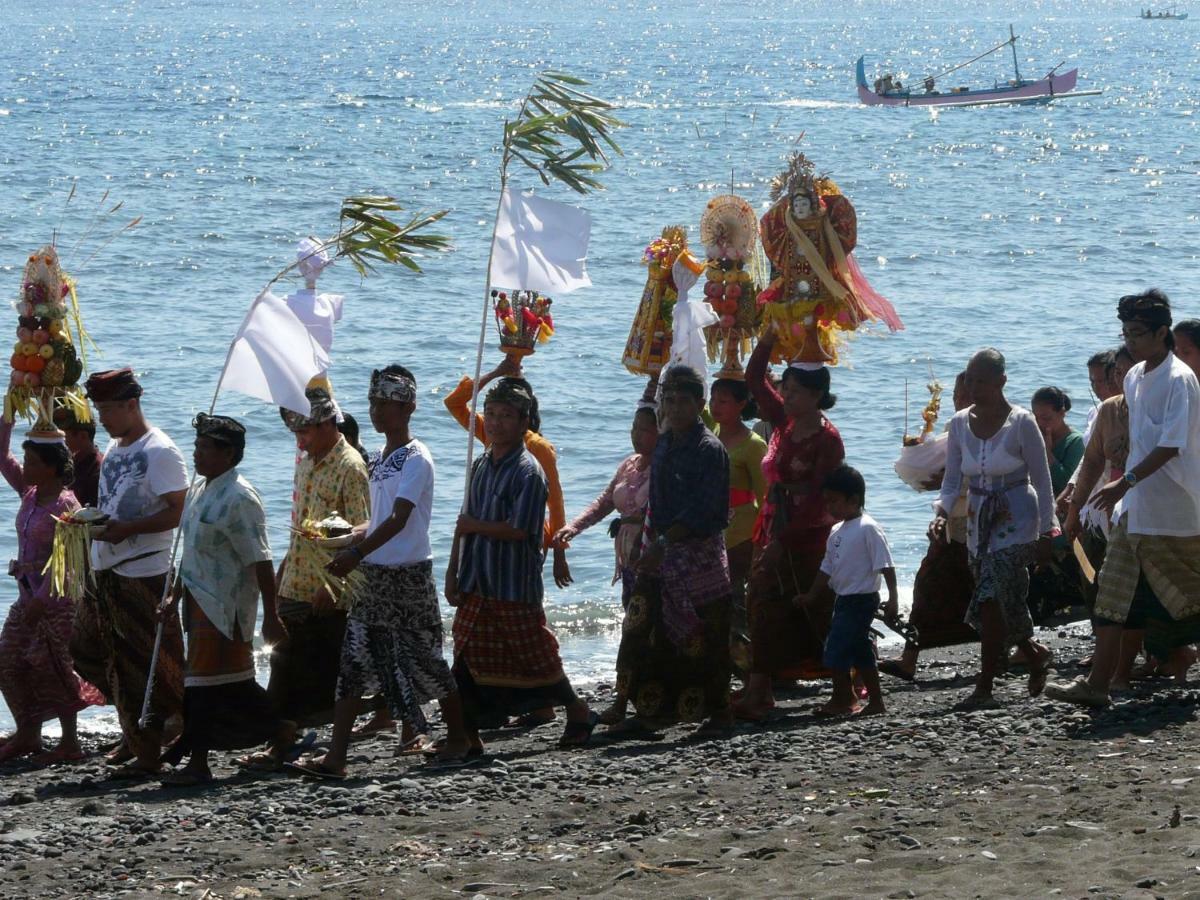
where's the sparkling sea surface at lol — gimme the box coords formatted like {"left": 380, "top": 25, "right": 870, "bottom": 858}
{"left": 0, "top": 0, "right": 1196, "bottom": 730}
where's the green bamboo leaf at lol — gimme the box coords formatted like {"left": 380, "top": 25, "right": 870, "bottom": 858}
{"left": 540, "top": 70, "right": 589, "bottom": 85}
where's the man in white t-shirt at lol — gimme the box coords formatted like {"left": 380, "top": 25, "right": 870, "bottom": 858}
{"left": 69, "top": 368, "right": 189, "bottom": 776}
{"left": 291, "top": 365, "right": 469, "bottom": 777}
{"left": 1049, "top": 289, "right": 1200, "bottom": 707}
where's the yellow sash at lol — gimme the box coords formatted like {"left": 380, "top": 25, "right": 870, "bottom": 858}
{"left": 784, "top": 208, "right": 849, "bottom": 303}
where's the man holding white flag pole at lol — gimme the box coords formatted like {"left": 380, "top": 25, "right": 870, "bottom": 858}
{"left": 130, "top": 198, "right": 450, "bottom": 777}
{"left": 442, "top": 72, "right": 623, "bottom": 750}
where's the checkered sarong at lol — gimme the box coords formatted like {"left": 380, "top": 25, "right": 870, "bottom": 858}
{"left": 1094, "top": 518, "right": 1200, "bottom": 623}
{"left": 452, "top": 593, "right": 565, "bottom": 688}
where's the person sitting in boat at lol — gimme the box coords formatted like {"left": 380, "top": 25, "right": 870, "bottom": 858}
{"left": 874, "top": 74, "right": 901, "bottom": 96}
{"left": 923, "top": 76, "right": 936, "bottom": 94}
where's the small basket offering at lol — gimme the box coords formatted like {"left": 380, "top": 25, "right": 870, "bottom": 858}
{"left": 492, "top": 289, "right": 554, "bottom": 358}
{"left": 43, "top": 506, "right": 107, "bottom": 602}
{"left": 290, "top": 512, "right": 364, "bottom": 596}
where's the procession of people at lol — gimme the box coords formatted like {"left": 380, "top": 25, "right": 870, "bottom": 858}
{"left": 1, "top": 180, "right": 1199, "bottom": 786}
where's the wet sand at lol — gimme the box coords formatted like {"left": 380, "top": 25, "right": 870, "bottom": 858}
{"left": 1, "top": 632, "right": 1198, "bottom": 900}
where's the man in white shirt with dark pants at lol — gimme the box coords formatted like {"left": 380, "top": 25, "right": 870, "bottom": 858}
{"left": 1048, "top": 290, "right": 1200, "bottom": 707}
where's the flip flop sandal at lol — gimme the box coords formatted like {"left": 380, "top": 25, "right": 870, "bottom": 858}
{"left": 395, "top": 734, "right": 436, "bottom": 756}
{"left": 105, "top": 746, "right": 134, "bottom": 766}
{"left": 160, "top": 770, "right": 215, "bottom": 788}
{"left": 502, "top": 711, "right": 556, "bottom": 730}
{"left": 421, "top": 743, "right": 484, "bottom": 760}
{"left": 425, "top": 751, "right": 485, "bottom": 770}
{"left": 285, "top": 758, "right": 347, "bottom": 781}
{"left": 282, "top": 731, "right": 318, "bottom": 763}
{"left": 878, "top": 660, "right": 916, "bottom": 682}
{"left": 107, "top": 762, "right": 164, "bottom": 781}
{"left": 557, "top": 711, "right": 600, "bottom": 749}
{"left": 236, "top": 752, "right": 284, "bottom": 772}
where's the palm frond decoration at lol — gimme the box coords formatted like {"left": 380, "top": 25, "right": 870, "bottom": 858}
{"left": 501, "top": 71, "right": 625, "bottom": 194}
{"left": 265, "top": 196, "right": 451, "bottom": 287}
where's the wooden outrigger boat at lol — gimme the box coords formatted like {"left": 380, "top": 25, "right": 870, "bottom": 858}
{"left": 1140, "top": 7, "right": 1189, "bottom": 18}
{"left": 857, "top": 27, "right": 1102, "bottom": 108}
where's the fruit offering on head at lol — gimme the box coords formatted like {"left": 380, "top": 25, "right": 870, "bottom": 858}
{"left": 6, "top": 243, "right": 93, "bottom": 427}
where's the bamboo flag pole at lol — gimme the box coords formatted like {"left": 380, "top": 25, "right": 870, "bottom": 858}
{"left": 460, "top": 164, "right": 513, "bottom": 512}
{"left": 136, "top": 197, "right": 449, "bottom": 730}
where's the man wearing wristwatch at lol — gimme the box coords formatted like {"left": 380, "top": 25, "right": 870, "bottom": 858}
{"left": 1048, "top": 289, "right": 1200, "bottom": 707}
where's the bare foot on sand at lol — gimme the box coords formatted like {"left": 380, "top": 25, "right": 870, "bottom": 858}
{"left": 814, "top": 702, "right": 860, "bottom": 718}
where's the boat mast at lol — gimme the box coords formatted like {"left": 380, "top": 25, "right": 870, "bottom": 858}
{"left": 1009, "top": 25, "right": 1023, "bottom": 83}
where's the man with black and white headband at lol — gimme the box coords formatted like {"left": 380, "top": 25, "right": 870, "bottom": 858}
{"left": 291, "top": 366, "right": 470, "bottom": 777}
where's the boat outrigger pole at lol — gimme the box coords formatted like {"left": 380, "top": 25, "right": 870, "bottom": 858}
{"left": 916, "top": 27, "right": 1021, "bottom": 89}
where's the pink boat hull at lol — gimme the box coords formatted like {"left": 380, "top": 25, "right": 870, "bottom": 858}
{"left": 856, "top": 57, "right": 1079, "bottom": 107}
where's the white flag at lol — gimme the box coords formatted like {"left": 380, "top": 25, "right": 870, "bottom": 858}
{"left": 220, "top": 290, "right": 330, "bottom": 415}
{"left": 489, "top": 188, "right": 592, "bottom": 295}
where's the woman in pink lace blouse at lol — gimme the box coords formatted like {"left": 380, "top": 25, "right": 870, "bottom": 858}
{"left": 555, "top": 405, "right": 658, "bottom": 724}
{"left": 0, "top": 421, "right": 103, "bottom": 763}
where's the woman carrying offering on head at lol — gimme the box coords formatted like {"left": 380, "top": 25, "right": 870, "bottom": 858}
{"left": 734, "top": 328, "right": 845, "bottom": 721}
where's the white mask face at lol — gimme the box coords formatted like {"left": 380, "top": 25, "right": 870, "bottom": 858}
{"left": 790, "top": 193, "right": 814, "bottom": 219}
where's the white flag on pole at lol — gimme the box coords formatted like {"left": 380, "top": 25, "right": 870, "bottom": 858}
{"left": 220, "top": 290, "right": 330, "bottom": 415}
{"left": 489, "top": 188, "right": 592, "bottom": 295}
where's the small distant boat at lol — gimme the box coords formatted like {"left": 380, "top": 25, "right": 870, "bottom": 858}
{"left": 857, "top": 26, "right": 1102, "bottom": 108}
{"left": 1140, "top": 6, "right": 1188, "bottom": 18}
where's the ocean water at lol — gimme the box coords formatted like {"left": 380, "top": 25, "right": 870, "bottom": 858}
{"left": 0, "top": 0, "right": 1196, "bottom": 732}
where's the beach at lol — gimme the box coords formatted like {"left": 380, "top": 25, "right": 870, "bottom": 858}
{"left": 2, "top": 631, "right": 1198, "bottom": 899}
{"left": 0, "top": 3, "right": 1198, "bottom": 897}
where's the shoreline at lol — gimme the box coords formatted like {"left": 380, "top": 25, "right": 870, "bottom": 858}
{"left": 1, "top": 629, "right": 1197, "bottom": 899}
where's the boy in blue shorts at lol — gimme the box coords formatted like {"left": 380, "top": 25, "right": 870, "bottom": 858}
{"left": 798, "top": 465, "right": 897, "bottom": 717}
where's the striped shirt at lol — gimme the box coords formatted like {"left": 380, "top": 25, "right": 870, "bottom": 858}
{"left": 458, "top": 444, "right": 548, "bottom": 604}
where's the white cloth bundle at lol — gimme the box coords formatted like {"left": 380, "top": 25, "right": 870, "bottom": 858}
{"left": 894, "top": 431, "right": 949, "bottom": 491}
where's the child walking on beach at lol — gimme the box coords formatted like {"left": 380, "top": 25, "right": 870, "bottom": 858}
{"left": 798, "top": 465, "right": 897, "bottom": 717}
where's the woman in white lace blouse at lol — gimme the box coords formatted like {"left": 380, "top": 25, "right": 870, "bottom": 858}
{"left": 932, "top": 349, "right": 1057, "bottom": 708}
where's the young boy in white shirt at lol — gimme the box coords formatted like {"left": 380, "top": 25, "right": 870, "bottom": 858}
{"left": 798, "top": 465, "right": 897, "bottom": 717}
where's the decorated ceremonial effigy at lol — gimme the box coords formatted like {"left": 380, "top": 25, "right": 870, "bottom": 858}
{"left": 700, "top": 194, "right": 762, "bottom": 378}
{"left": 622, "top": 226, "right": 690, "bottom": 377}
{"left": 757, "top": 152, "right": 902, "bottom": 364}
